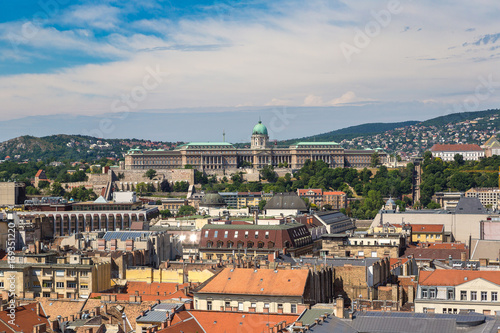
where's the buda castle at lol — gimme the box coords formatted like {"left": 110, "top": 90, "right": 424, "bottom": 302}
{"left": 124, "top": 121, "right": 386, "bottom": 171}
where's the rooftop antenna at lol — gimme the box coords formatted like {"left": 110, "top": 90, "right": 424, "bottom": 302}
{"left": 223, "top": 129, "right": 226, "bottom": 143}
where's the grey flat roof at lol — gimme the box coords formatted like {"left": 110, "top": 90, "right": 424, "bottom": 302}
{"left": 103, "top": 231, "right": 152, "bottom": 241}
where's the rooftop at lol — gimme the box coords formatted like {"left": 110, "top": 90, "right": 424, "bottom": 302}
{"left": 419, "top": 269, "right": 500, "bottom": 286}
{"left": 196, "top": 268, "right": 309, "bottom": 296}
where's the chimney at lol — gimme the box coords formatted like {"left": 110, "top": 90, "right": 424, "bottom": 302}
{"left": 95, "top": 306, "right": 100, "bottom": 316}
{"left": 49, "top": 320, "right": 59, "bottom": 332}
{"left": 36, "top": 303, "right": 41, "bottom": 317}
{"left": 461, "top": 252, "right": 467, "bottom": 262}
{"left": 336, "top": 296, "right": 344, "bottom": 318}
{"left": 70, "top": 315, "right": 75, "bottom": 322}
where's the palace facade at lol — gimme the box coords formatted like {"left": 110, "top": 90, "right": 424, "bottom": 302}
{"left": 124, "top": 121, "right": 386, "bottom": 171}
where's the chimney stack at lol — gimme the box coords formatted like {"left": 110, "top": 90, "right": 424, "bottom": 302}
{"left": 36, "top": 303, "right": 41, "bottom": 317}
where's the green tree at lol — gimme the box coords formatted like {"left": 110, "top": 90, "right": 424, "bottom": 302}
{"left": 38, "top": 180, "right": 50, "bottom": 189}
{"left": 258, "top": 199, "right": 267, "bottom": 211}
{"left": 454, "top": 153, "right": 465, "bottom": 166}
{"left": 145, "top": 169, "right": 157, "bottom": 180}
{"left": 260, "top": 165, "right": 278, "bottom": 182}
{"left": 50, "top": 182, "right": 65, "bottom": 196}
{"left": 159, "top": 209, "right": 172, "bottom": 218}
{"left": 178, "top": 205, "right": 196, "bottom": 216}
{"left": 370, "top": 152, "right": 380, "bottom": 167}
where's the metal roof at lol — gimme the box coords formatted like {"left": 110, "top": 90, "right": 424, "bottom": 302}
{"left": 103, "top": 231, "right": 152, "bottom": 241}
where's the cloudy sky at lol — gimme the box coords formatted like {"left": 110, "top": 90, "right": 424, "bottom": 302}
{"left": 0, "top": 0, "right": 499, "bottom": 142}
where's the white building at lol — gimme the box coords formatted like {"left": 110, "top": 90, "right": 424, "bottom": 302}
{"left": 415, "top": 269, "right": 500, "bottom": 315}
{"left": 430, "top": 144, "right": 484, "bottom": 161}
{"left": 113, "top": 191, "right": 137, "bottom": 203}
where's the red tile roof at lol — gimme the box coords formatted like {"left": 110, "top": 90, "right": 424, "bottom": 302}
{"left": 196, "top": 268, "right": 309, "bottom": 296}
{"left": 410, "top": 224, "right": 444, "bottom": 233}
{"left": 419, "top": 270, "right": 500, "bottom": 286}
{"left": 430, "top": 144, "right": 483, "bottom": 152}
{"left": 0, "top": 303, "right": 50, "bottom": 333}
{"left": 35, "top": 170, "right": 44, "bottom": 178}
{"left": 124, "top": 282, "right": 191, "bottom": 296}
{"left": 162, "top": 310, "right": 298, "bottom": 333}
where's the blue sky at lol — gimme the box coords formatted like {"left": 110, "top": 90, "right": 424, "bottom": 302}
{"left": 0, "top": 0, "right": 499, "bottom": 141}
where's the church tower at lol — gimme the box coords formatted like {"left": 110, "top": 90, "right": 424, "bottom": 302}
{"left": 251, "top": 120, "right": 269, "bottom": 149}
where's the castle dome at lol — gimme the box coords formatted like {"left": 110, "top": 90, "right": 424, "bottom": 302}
{"left": 200, "top": 192, "right": 226, "bottom": 207}
{"left": 252, "top": 121, "right": 268, "bottom": 136}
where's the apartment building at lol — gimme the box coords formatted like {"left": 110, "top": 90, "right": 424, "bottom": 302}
{"left": 323, "top": 191, "right": 347, "bottom": 210}
{"left": 193, "top": 268, "right": 311, "bottom": 314}
{"left": 430, "top": 144, "right": 485, "bottom": 161}
{"left": 410, "top": 224, "right": 445, "bottom": 243}
{"left": 466, "top": 188, "right": 500, "bottom": 210}
{"left": 0, "top": 252, "right": 111, "bottom": 299}
{"left": 415, "top": 270, "right": 500, "bottom": 315}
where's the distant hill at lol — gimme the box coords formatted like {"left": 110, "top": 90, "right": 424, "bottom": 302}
{"left": 0, "top": 135, "right": 181, "bottom": 162}
{"left": 278, "top": 120, "right": 419, "bottom": 145}
{"left": 1, "top": 109, "right": 499, "bottom": 161}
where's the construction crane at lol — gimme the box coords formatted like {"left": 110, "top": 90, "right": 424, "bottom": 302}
{"left": 460, "top": 166, "right": 500, "bottom": 188}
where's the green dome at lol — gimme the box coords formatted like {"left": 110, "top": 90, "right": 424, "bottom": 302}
{"left": 252, "top": 121, "right": 268, "bottom": 135}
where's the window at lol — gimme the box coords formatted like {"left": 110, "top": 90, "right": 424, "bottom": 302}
{"left": 224, "top": 231, "right": 228, "bottom": 238}
{"left": 264, "top": 303, "right": 270, "bottom": 308}
{"left": 265, "top": 231, "right": 269, "bottom": 239}
{"left": 32, "top": 269, "right": 41, "bottom": 276}
{"left": 247, "top": 241, "right": 254, "bottom": 248}
{"left": 70, "top": 271, "right": 77, "bottom": 277}
{"left": 358, "top": 251, "right": 364, "bottom": 257}
{"left": 251, "top": 303, "right": 256, "bottom": 308}
{"left": 56, "top": 270, "right": 64, "bottom": 277}
{"left": 429, "top": 289, "right": 436, "bottom": 299}
{"left": 245, "top": 231, "right": 249, "bottom": 238}
{"left": 56, "top": 282, "right": 64, "bottom": 288}
{"left": 81, "top": 271, "right": 89, "bottom": 277}
{"left": 80, "top": 284, "right": 88, "bottom": 289}
{"left": 225, "top": 301, "right": 231, "bottom": 308}
{"left": 492, "top": 292, "right": 498, "bottom": 301}
{"left": 255, "top": 231, "right": 259, "bottom": 239}
{"left": 207, "top": 301, "right": 212, "bottom": 311}
{"left": 238, "top": 302, "right": 243, "bottom": 311}
{"left": 422, "top": 289, "right": 428, "bottom": 299}
{"left": 447, "top": 289, "right": 454, "bottom": 300}
{"left": 481, "top": 291, "right": 487, "bottom": 301}
{"left": 67, "top": 282, "right": 76, "bottom": 289}
{"left": 371, "top": 251, "right": 377, "bottom": 258}
{"left": 0, "top": 271, "right": 4, "bottom": 277}
{"left": 471, "top": 291, "right": 477, "bottom": 301}
{"left": 235, "top": 231, "right": 238, "bottom": 238}
{"left": 0, "top": 282, "right": 4, "bottom": 288}
{"left": 42, "top": 282, "right": 52, "bottom": 288}
{"left": 204, "top": 230, "right": 209, "bottom": 237}
{"left": 278, "top": 304, "right": 284, "bottom": 310}
{"left": 291, "top": 304, "right": 297, "bottom": 313}
{"left": 461, "top": 291, "right": 467, "bottom": 300}
{"left": 214, "top": 231, "right": 218, "bottom": 237}
{"left": 43, "top": 292, "right": 50, "bottom": 298}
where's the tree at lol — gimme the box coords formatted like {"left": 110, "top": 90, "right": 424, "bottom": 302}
{"left": 26, "top": 186, "right": 40, "bottom": 195}
{"left": 178, "top": 205, "right": 196, "bottom": 216}
{"left": 50, "top": 182, "right": 65, "bottom": 196}
{"left": 322, "top": 204, "right": 333, "bottom": 211}
{"left": 159, "top": 209, "right": 172, "bottom": 218}
{"left": 370, "top": 152, "right": 380, "bottom": 167}
{"left": 258, "top": 199, "right": 267, "bottom": 211}
{"left": 260, "top": 165, "right": 278, "bottom": 182}
{"left": 427, "top": 201, "right": 441, "bottom": 209}
{"left": 38, "top": 180, "right": 50, "bottom": 189}
{"left": 145, "top": 169, "right": 157, "bottom": 180}
{"left": 454, "top": 153, "right": 465, "bottom": 166}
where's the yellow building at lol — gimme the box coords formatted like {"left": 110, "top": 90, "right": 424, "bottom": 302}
{"left": 125, "top": 267, "right": 216, "bottom": 284}
{"left": 0, "top": 253, "right": 110, "bottom": 299}
{"left": 410, "top": 224, "right": 444, "bottom": 243}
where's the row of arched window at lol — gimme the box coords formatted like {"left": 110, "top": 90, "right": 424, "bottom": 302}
{"left": 206, "top": 240, "right": 275, "bottom": 249}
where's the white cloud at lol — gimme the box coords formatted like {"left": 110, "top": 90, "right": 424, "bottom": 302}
{"left": 1, "top": 0, "right": 500, "bottom": 121}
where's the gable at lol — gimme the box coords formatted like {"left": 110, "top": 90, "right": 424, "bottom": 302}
{"left": 457, "top": 277, "right": 500, "bottom": 289}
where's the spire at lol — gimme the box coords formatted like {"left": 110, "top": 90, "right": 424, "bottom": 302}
{"left": 223, "top": 129, "right": 226, "bottom": 142}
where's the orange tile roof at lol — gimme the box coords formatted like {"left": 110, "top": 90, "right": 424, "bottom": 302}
{"left": 35, "top": 170, "right": 44, "bottom": 178}
{"left": 297, "top": 189, "right": 322, "bottom": 195}
{"left": 419, "top": 270, "right": 500, "bottom": 286}
{"left": 0, "top": 303, "right": 50, "bottom": 333}
{"left": 196, "top": 268, "right": 309, "bottom": 296}
{"left": 35, "top": 298, "right": 86, "bottom": 321}
{"left": 124, "top": 282, "right": 190, "bottom": 296}
{"left": 410, "top": 224, "right": 444, "bottom": 233}
{"left": 323, "top": 191, "right": 346, "bottom": 195}
{"left": 389, "top": 258, "right": 409, "bottom": 267}
{"left": 162, "top": 310, "right": 298, "bottom": 333}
